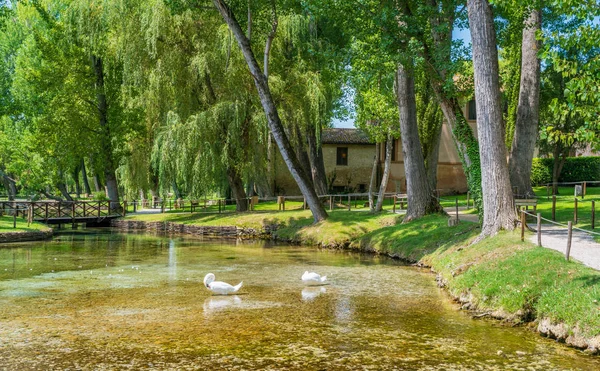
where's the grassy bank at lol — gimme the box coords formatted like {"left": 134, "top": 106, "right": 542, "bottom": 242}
{"left": 0, "top": 215, "right": 51, "bottom": 233}
{"left": 125, "top": 210, "right": 399, "bottom": 247}
{"left": 124, "top": 209, "right": 600, "bottom": 349}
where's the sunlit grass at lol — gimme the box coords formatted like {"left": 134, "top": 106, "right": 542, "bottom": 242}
{"left": 0, "top": 215, "right": 51, "bottom": 233}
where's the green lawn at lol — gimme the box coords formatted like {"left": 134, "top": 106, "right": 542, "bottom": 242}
{"left": 530, "top": 186, "right": 600, "bottom": 231}
{"left": 0, "top": 215, "right": 51, "bottom": 233}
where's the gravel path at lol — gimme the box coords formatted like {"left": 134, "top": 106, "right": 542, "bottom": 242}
{"left": 529, "top": 224, "right": 600, "bottom": 271}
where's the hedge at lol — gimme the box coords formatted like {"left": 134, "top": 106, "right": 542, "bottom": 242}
{"left": 531, "top": 156, "right": 600, "bottom": 186}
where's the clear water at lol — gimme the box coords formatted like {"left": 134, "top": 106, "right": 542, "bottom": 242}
{"left": 0, "top": 230, "right": 598, "bottom": 370}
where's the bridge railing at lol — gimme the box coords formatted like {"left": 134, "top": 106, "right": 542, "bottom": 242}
{"left": 0, "top": 201, "right": 123, "bottom": 221}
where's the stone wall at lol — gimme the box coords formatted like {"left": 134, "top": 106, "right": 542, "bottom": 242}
{"left": 111, "top": 219, "right": 279, "bottom": 239}
{"left": 0, "top": 229, "right": 53, "bottom": 244}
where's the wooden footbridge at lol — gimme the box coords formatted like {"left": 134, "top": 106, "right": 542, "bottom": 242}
{"left": 0, "top": 201, "right": 124, "bottom": 226}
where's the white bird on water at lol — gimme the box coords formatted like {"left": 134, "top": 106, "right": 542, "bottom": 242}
{"left": 203, "top": 273, "right": 243, "bottom": 295}
{"left": 302, "top": 271, "right": 327, "bottom": 286}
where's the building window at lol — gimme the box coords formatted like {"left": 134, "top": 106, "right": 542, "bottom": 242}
{"left": 468, "top": 99, "right": 476, "bottom": 120}
{"left": 336, "top": 147, "right": 348, "bottom": 166}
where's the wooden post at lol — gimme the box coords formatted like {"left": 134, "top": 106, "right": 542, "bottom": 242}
{"left": 466, "top": 192, "right": 470, "bottom": 209}
{"left": 71, "top": 202, "right": 76, "bottom": 228}
{"left": 329, "top": 195, "right": 333, "bottom": 211}
{"left": 537, "top": 213, "right": 542, "bottom": 247}
{"left": 392, "top": 196, "right": 396, "bottom": 213}
{"left": 455, "top": 198, "right": 459, "bottom": 221}
{"left": 133, "top": 201, "right": 137, "bottom": 213}
{"left": 521, "top": 211, "right": 526, "bottom": 242}
{"left": 552, "top": 195, "right": 556, "bottom": 221}
{"left": 574, "top": 197, "right": 578, "bottom": 224}
{"left": 348, "top": 195, "right": 351, "bottom": 211}
{"left": 303, "top": 198, "right": 306, "bottom": 210}
{"left": 45, "top": 203, "right": 49, "bottom": 221}
{"left": 58, "top": 201, "right": 62, "bottom": 218}
{"left": 28, "top": 205, "right": 33, "bottom": 227}
{"left": 592, "top": 200, "right": 596, "bottom": 229}
{"left": 219, "top": 199, "right": 222, "bottom": 213}
{"left": 546, "top": 185, "right": 550, "bottom": 200}
{"left": 98, "top": 201, "right": 101, "bottom": 218}
{"left": 583, "top": 181, "right": 587, "bottom": 198}
{"left": 565, "top": 221, "right": 573, "bottom": 261}
{"left": 13, "top": 213, "right": 16, "bottom": 228}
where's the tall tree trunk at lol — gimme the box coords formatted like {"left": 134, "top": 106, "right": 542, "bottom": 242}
{"left": 57, "top": 182, "right": 73, "bottom": 201}
{"left": 468, "top": 0, "right": 516, "bottom": 237}
{"left": 421, "top": 0, "right": 482, "bottom": 211}
{"left": 56, "top": 170, "right": 73, "bottom": 201}
{"left": 551, "top": 145, "right": 568, "bottom": 195}
{"left": 92, "top": 55, "right": 119, "bottom": 209}
{"left": 293, "top": 123, "right": 313, "bottom": 189}
{"left": 509, "top": 7, "right": 541, "bottom": 198}
{"left": 93, "top": 174, "right": 101, "bottom": 193}
{"left": 227, "top": 167, "right": 248, "bottom": 212}
{"left": 81, "top": 158, "right": 91, "bottom": 196}
{"left": 307, "top": 127, "right": 328, "bottom": 195}
{"left": 1, "top": 171, "right": 17, "bottom": 201}
{"left": 396, "top": 64, "right": 442, "bottom": 221}
{"left": 213, "top": 0, "right": 328, "bottom": 222}
{"left": 266, "top": 133, "right": 274, "bottom": 196}
{"left": 375, "top": 134, "right": 393, "bottom": 212}
{"left": 369, "top": 143, "right": 380, "bottom": 212}
{"left": 72, "top": 164, "right": 82, "bottom": 199}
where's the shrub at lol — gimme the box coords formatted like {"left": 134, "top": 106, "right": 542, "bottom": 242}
{"left": 530, "top": 156, "right": 600, "bottom": 185}
{"left": 530, "top": 158, "right": 552, "bottom": 186}
{"left": 92, "top": 191, "right": 109, "bottom": 201}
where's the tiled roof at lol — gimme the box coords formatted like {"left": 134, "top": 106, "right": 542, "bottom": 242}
{"left": 322, "top": 128, "right": 375, "bottom": 145}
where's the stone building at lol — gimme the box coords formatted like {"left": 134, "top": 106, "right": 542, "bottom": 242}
{"left": 272, "top": 102, "right": 478, "bottom": 196}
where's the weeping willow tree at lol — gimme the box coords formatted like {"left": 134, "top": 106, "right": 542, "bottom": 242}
{"left": 113, "top": 0, "right": 270, "bottom": 211}
{"left": 269, "top": 13, "right": 339, "bottom": 196}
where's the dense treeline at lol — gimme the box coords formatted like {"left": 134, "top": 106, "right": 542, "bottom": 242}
{"left": 0, "top": 0, "right": 599, "bottom": 236}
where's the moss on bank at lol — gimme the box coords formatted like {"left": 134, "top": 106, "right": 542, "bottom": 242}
{"left": 123, "top": 210, "right": 600, "bottom": 350}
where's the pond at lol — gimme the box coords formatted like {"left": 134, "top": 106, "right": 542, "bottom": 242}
{"left": 0, "top": 230, "right": 598, "bottom": 370}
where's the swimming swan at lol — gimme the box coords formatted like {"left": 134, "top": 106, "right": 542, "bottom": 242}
{"left": 203, "top": 273, "right": 243, "bottom": 295}
{"left": 302, "top": 271, "right": 327, "bottom": 286}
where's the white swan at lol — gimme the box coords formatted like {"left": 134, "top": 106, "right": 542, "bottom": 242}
{"left": 203, "top": 273, "right": 243, "bottom": 295}
{"left": 302, "top": 271, "right": 327, "bottom": 286}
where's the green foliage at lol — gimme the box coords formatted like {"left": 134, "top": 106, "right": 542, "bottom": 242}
{"left": 92, "top": 191, "right": 108, "bottom": 201}
{"left": 531, "top": 157, "right": 600, "bottom": 185}
{"left": 530, "top": 158, "right": 552, "bottom": 186}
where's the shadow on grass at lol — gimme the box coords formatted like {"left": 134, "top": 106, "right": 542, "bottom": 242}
{"left": 351, "top": 214, "right": 479, "bottom": 262}
{"left": 574, "top": 275, "right": 600, "bottom": 288}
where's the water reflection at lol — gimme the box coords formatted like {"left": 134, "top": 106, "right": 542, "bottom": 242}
{"left": 203, "top": 295, "right": 243, "bottom": 315}
{"left": 301, "top": 286, "right": 326, "bottom": 301}
{"left": 168, "top": 239, "right": 177, "bottom": 282}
